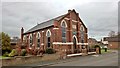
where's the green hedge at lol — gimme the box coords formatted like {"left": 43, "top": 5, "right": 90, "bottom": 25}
{"left": 21, "top": 49, "right": 26, "bottom": 56}
{"left": 45, "top": 48, "right": 55, "bottom": 54}
{"left": 3, "top": 52, "right": 9, "bottom": 57}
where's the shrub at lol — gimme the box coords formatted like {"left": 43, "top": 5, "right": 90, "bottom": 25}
{"left": 90, "top": 45, "right": 95, "bottom": 49}
{"left": 94, "top": 45, "right": 100, "bottom": 48}
{"left": 1, "top": 32, "right": 12, "bottom": 55}
{"left": 3, "top": 52, "right": 9, "bottom": 57}
{"left": 21, "top": 49, "right": 26, "bottom": 56}
{"left": 2, "top": 49, "right": 11, "bottom": 55}
{"left": 9, "top": 49, "right": 17, "bottom": 57}
{"left": 45, "top": 48, "right": 55, "bottom": 54}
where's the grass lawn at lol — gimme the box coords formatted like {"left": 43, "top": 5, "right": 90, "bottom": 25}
{"left": 101, "top": 49, "right": 111, "bottom": 54}
{"left": 0, "top": 56, "right": 11, "bottom": 59}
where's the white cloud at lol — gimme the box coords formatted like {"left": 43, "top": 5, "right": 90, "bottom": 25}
{"left": 0, "top": 2, "right": 2, "bottom": 33}
{"left": 1, "top": 1, "right": 118, "bottom": 41}
{"left": 1, "top": 0, "right": 119, "bottom": 2}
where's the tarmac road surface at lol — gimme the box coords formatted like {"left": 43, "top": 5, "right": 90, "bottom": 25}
{"left": 51, "top": 51, "right": 118, "bottom": 66}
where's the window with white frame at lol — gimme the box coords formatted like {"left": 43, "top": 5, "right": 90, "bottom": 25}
{"left": 37, "top": 32, "right": 40, "bottom": 47}
{"left": 80, "top": 25, "right": 84, "bottom": 43}
{"left": 29, "top": 34, "right": 33, "bottom": 47}
{"left": 23, "top": 35, "right": 26, "bottom": 42}
{"left": 61, "top": 20, "right": 67, "bottom": 43}
{"left": 46, "top": 29, "right": 51, "bottom": 47}
{"left": 80, "top": 25, "right": 84, "bottom": 32}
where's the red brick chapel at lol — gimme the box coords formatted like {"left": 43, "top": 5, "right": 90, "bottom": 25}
{"left": 21, "top": 9, "right": 88, "bottom": 54}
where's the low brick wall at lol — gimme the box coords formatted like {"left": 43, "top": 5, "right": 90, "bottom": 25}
{"left": 2, "top": 53, "right": 60, "bottom": 66}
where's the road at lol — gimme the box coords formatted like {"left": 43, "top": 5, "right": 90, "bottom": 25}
{"left": 51, "top": 51, "right": 118, "bottom": 66}
{"left": 1, "top": 50, "right": 118, "bottom": 68}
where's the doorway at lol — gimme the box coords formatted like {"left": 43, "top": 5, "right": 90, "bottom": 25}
{"left": 47, "top": 37, "right": 50, "bottom": 47}
{"left": 73, "top": 36, "right": 77, "bottom": 53}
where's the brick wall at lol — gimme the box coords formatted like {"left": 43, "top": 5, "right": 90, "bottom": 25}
{"left": 22, "top": 27, "right": 54, "bottom": 53}
{"left": 52, "top": 10, "right": 88, "bottom": 53}
{"left": 21, "top": 10, "right": 88, "bottom": 54}
{"left": 108, "top": 41, "right": 119, "bottom": 49}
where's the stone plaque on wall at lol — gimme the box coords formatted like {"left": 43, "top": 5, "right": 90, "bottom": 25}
{"left": 72, "top": 24, "right": 76, "bottom": 29}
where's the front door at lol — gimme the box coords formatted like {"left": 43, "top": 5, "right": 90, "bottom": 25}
{"left": 47, "top": 37, "right": 50, "bottom": 47}
{"left": 73, "top": 37, "right": 77, "bottom": 53}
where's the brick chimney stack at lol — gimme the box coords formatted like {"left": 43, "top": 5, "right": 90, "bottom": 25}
{"left": 68, "top": 9, "right": 71, "bottom": 13}
{"left": 21, "top": 27, "right": 24, "bottom": 42}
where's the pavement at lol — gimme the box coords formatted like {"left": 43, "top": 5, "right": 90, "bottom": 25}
{"left": 52, "top": 54, "right": 118, "bottom": 66}
{"left": 2, "top": 50, "right": 118, "bottom": 68}
{"left": 51, "top": 50, "right": 118, "bottom": 66}
{"left": 27, "top": 50, "right": 117, "bottom": 66}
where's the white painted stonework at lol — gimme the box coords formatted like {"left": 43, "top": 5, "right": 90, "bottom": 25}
{"left": 53, "top": 42, "right": 88, "bottom": 45}
{"left": 41, "top": 43, "right": 44, "bottom": 45}
{"left": 53, "top": 28, "right": 59, "bottom": 30}
{"left": 72, "top": 20, "right": 78, "bottom": 22}
{"left": 77, "top": 43, "right": 88, "bottom": 45}
{"left": 53, "top": 42, "right": 73, "bottom": 45}
{"left": 64, "top": 18, "right": 70, "bottom": 20}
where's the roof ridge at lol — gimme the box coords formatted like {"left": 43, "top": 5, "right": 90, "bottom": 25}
{"left": 24, "top": 14, "right": 66, "bottom": 34}
{"left": 37, "top": 14, "right": 66, "bottom": 25}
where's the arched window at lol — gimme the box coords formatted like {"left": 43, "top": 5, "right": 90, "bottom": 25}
{"left": 80, "top": 25, "right": 84, "bottom": 32}
{"left": 46, "top": 31, "right": 51, "bottom": 37}
{"left": 37, "top": 32, "right": 40, "bottom": 47}
{"left": 29, "top": 34, "right": 33, "bottom": 47}
{"left": 46, "top": 29, "right": 51, "bottom": 47}
{"left": 80, "top": 25, "right": 84, "bottom": 43}
{"left": 23, "top": 35, "right": 26, "bottom": 42}
{"left": 61, "top": 20, "right": 67, "bottom": 43}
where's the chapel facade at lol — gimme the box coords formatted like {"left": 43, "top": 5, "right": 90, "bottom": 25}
{"left": 21, "top": 9, "right": 88, "bottom": 54}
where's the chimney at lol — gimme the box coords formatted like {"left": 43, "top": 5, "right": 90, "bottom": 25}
{"left": 68, "top": 9, "right": 71, "bottom": 13}
{"left": 21, "top": 27, "right": 24, "bottom": 42}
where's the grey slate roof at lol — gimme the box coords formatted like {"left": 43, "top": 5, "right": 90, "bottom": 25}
{"left": 25, "top": 14, "right": 66, "bottom": 34}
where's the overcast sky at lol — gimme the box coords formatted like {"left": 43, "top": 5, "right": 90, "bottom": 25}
{"left": 1, "top": 0, "right": 119, "bottom": 41}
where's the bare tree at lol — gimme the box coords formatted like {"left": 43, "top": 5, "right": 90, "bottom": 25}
{"left": 117, "top": 32, "right": 120, "bottom": 35}
{"left": 116, "top": 31, "right": 120, "bottom": 37}
{"left": 108, "top": 31, "right": 115, "bottom": 37}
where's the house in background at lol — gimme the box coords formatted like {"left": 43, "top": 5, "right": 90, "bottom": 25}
{"left": 10, "top": 37, "right": 20, "bottom": 49}
{"left": 88, "top": 38, "right": 98, "bottom": 48}
{"left": 103, "top": 37, "right": 120, "bottom": 49}
{"left": 21, "top": 9, "right": 88, "bottom": 54}
{"left": 88, "top": 38, "right": 104, "bottom": 48}
{"left": 97, "top": 41, "right": 104, "bottom": 48}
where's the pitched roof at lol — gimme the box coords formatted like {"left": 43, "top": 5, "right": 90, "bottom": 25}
{"left": 88, "top": 38, "right": 97, "bottom": 41}
{"left": 24, "top": 9, "right": 87, "bottom": 34}
{"left": 25, "top": 14, "right": 66, "bottom": 34}
{"left": 103, "top": 37, "right": 120, "bottom": 42}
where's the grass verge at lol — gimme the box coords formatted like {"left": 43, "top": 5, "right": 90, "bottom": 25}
{"left": 101, "top": 49, "right": 111, "bottom": 54}
{"left": 0, "top": 56, "right": 11, "bottom": 59}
